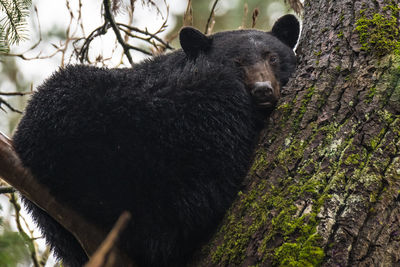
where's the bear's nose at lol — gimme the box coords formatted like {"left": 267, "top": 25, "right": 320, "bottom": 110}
{"left": 251, "top": 81, "right": 273, "bottom": 100}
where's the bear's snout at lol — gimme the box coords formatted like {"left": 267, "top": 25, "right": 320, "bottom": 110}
{"left": 251, "top": 81, "right": 278, "bottom": 109}
{"left": 252, "top": 81, "right": 273, "bottom": 98}
{"left": 243, "top": 61, "right": 281, "bottom": 110}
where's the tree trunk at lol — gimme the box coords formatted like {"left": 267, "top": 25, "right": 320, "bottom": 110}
{"left": 194, "top": 0, "right": 400, "bottom": 266}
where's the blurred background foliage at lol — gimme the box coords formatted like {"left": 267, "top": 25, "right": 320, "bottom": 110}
{"left": 0, "top": 0, "right": 296, "bottom": 265}
{"left": 179, "top": 0, "right": 288, "bottom": 31}
{"left": 0, "top": 219, "right": 31, "bottom": 267}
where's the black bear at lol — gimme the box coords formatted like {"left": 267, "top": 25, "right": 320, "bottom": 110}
{"left": 13, "top": 14, "right": 299, "bottom": 267}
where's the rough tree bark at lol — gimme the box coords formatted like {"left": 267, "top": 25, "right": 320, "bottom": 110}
{"left": 194, "top": 0, "right": 400, "bottom": 266}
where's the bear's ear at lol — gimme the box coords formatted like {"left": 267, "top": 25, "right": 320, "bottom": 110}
{"left": 271, "top": 14, "right": 300, "bottom": 49}
{"left": 179, "top": 27, "right": 212, "bottom": 58}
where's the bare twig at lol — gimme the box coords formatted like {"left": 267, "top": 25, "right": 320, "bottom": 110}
{"left": 60, "top": 0, "right": 75, "bottom": 66}
{"left": 117, "top": 23, "right": 173, "bottom": 50}
{"left": 78, "top": 0, "right": 86, "bottom": 36}
{"left": 84, "top": 212, "right": 132, "bottom": 267}
{"left": 183, "top": 0, "right": 193, "bottom": 26}
{"left": 141, "top": 0, "right": 164, "bottom": 18}
{"left": 0, "top": 91, "right": 32, "bottom": 96}
{"left": 124, "top": 43, "right": 152, "bottom": 56}
{"left": 10, "top": 193, "right": 41, "bottom": 267}
{"left": 1, "top": 45, "right": 71, "bottom": 61}
{"left": 39, "top": 247, "right": 51, "bottom": 267}
{"left": 0, "top": 186, "right": 15, "bottom": 194}
{"left": 252, "top": 8, "right": 259, "bottom": 28}
{"left": 0, "top": 98, "right": 22, "bottom": 113}
{"left": 205, "top": 0, "right": 219, "bottom": 34}
{"left": 75, "top": 24, "right": 110, "bottom": 63}
{"left": 119, "top": 1, "right": 135, "bottom": 66}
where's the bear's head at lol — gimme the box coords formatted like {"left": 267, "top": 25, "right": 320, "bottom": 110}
{"left": 179, "top": 14, "right": 300, "bottom": 110}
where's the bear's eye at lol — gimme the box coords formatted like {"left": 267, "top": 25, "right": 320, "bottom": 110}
{"left": 269, "top": 55, "right": 278, "bottom": 65}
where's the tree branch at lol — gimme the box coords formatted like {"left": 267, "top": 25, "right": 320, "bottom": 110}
{"left": 9, "top": 193, "right": 41, "bottom": 267}
{"left": 75, "top": 23, "right": 110, "bottom": 63}
{"left": 117, "top": 23, "right": 173, "bottom": 50}
{"left": 85, "top": 212, "right": 132, "bottom": 267}
{"left": 0, "top": 91, "right": 32, "bottom": 96}
{"left": 204, "top": 0, "right": 219, "bottom": 34}
{"left": 103, "top": 0, "right": 134, "bottom": 66}
{"left": 0, "top": 186, "right": 15, "bottom": 194}
{"left": 0, "top": 97, "right": 22, "bottom": 113}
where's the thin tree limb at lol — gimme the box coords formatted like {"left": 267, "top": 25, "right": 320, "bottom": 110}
{"left": 0, "top": 91, "right": 32, "bottom": 96}
{"left": 0, "top": 97, "right": 22, "bottom": 113}
{"left": 84, "top": 212, "right": 132, "bottom": 267}
{"left": 117, "top": 23, "right": 173, "bottom": 50}
{"left": 75, "top": 23, "right": 110, "bottom": 63}
{"left": 10, "top": 193, "right": 41, "bottom": 267}
{"left": 205, "top": 0, "right": 219, "bottom": 34}
{"left": 103, "top": 0, "right": 134, "bottom": 66}
{"left": 0, "top": 186, "right": 15, "bottom": 193}
{"left": 183, "top": 0, "right": 192, "bottom": 26}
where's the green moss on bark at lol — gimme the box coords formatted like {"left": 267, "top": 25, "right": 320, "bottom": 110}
{"left": 211, "top": 180, "right": 269, "bottom": 265}
{"left": 273, "top": 234, "right": 324, "bottom": 267}
{"left": 355, "top": 0, "right": 400, "bottom": 56}
{"left": 210, "top": 178, "right": 327, "bottom": 266}
{"left": 293, "top": 86, "right": 315, "bottom": 130}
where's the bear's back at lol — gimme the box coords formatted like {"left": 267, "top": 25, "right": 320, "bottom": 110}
{"left": 13, "top": 59, "right": 260, "bottom": 266}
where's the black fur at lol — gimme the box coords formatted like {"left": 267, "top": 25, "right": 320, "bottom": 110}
{"left": 13, "top": 15, "right": 299, "bottom": 267}
{"left": 271, "top": 14, "right": 300, "bottom": 49}
{"left": 179, "top": 27, "right": 212, "bottom": 57}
